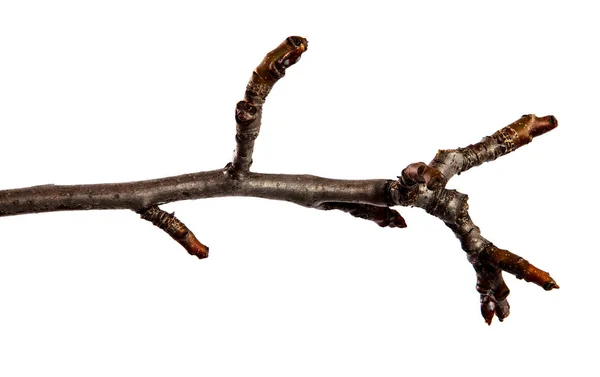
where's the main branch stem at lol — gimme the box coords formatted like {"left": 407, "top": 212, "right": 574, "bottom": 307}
{"left": 0, "top": 170, "right": 392, "bottom": 217}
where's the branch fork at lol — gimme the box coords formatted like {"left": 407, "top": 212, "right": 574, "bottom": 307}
{"left": 0, "top": 37, "right": 559, "bottom": 325}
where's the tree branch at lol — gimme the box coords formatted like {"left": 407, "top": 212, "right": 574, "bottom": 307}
{"left": 0, "top": 36, "right": 559, "bottom": 325}
{"left": 389, "top": 114, "right": 559, "bottom": 324}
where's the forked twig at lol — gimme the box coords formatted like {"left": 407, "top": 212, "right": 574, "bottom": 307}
{"left": 0, "top": 36, "right": 558, "bottom": 324}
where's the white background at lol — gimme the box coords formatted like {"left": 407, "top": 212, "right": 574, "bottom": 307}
{"left": 0, "top": 1, "right": 597, "bottom": 376}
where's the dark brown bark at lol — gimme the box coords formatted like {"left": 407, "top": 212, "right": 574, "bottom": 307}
{"left": 0, "top": 36, "right": 559, "bottom": 325}
{"left": 0, "top": 172, "right": 392, "bottom": 215}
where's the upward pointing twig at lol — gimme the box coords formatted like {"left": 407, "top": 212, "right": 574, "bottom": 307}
{"left": 390, "top": 114, "right": 559, "bottom": 324}
{"left": 430, "top": 114, "right": 558, "bottom": 181}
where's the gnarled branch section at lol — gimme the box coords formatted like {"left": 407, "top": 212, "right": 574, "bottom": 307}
{"left": 0, "top": 36, "right": 559, "bottom": 325}
{"left": 389, "top": 114, "right": 559, "bottom": 324}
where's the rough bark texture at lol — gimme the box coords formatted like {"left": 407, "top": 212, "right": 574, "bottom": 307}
{"left": 138, "top": 205, "right": 209, "bottom": 259}
{"left": 0, "top": 36, "right": 559, "bottom": 325}
{"left": 390, "top": 114, "right": 559, "bottom": 324}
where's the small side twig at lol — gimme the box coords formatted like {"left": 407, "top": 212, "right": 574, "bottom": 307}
{"left": 138, "top": 205, "right": 209, "bottom": 259}
{"left": 229, "top": 36, "right": 308, "bottom": 177}
{"left": 318, "top": 203, "right": 407, "bottom": 228}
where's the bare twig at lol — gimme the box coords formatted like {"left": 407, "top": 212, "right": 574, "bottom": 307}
{"left": 138, "top": 205, "right": 209, "bottom": 259}
{"left": 389, "top": 114, "right": 559, "bottom": 324}
{"left": 229, "top": 36, "right": 308, "bottom": 177}
{"left": 0, "top": 36, "right": 559, "bottom": 324}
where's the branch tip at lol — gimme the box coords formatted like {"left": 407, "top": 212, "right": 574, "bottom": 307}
{"left": 401, "top": 162, "right": 446, "bottom": 190}
{"left": 544, "top": 279, "right": 560, "bottom": 290}
{"left": 257, "top": 36, "right": 308, "bottom": 83}
{"left": 525, "top": 114, "right": 558, "bottom": 137}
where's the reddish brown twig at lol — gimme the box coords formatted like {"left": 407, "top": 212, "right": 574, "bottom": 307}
{"left": 482, "top": 245, "right": 559, "bottom": 290}
{"left": 138, "top": 206, "right": 208, "bottom": 259}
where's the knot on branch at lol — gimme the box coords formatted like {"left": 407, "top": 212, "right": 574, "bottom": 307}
{"left": 400, "top": 162, "right": 447, "bottom": 190}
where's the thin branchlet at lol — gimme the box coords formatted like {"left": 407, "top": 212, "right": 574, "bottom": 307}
{"left": 138, "top": 205, "right": 209, "bottom": 259}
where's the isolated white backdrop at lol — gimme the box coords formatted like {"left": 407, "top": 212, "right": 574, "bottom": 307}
{"left": 0, "top": 1, "right": 597, "bottom": 376}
